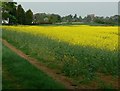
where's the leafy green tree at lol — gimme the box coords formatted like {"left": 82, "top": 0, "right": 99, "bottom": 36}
{"left": 16, "top": 4, "right": 25, "bottom": 24}
{"left": 85, "top": 15, "right": 92, "bottom": 22}
{"left": 9, "top": 3, "right": 17, "bottom": 24}
{"left": 48, "top": 14, "right": 61, "bottom": 24}
{"left": 73, "top": 14, "right": 79, "bottom": 22}
{"left": 2, "top": 2, "right": 9, "bottom": 20}
{"left": 93, "top": 16, "right": 105, "bottom": 24}
{"left": 56, "top": 15, "right": 61, "bottom": 22}
{"left": 2, "top": 2, "right": 17, "bottom": 24}
{"left": 79, "top": 16, "right": 82, "bottom": 22}
{"left": 74, "top": 14, "right": 77, "bottom": 19}
{"left": 25, "top": 9, "right": 33, "bottom": 25}
{"left": 62, "top": 14, "right": 73, "bottom": 22}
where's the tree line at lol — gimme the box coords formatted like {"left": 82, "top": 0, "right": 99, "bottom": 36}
{"left": 2, "top": 2, "right": 33, "bottom": 25}
{"left": 1, "top": 2, "right": 120, "bottom": 25}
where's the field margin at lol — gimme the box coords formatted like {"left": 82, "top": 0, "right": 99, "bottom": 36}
{"left": 2, "top": 38, "right": 78, "bottom": 89}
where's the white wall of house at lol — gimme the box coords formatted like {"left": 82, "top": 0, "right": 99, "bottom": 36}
{"left": 2, "top": 18, "right": 9, "bottom": 24}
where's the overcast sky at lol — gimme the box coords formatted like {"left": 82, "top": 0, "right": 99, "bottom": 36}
{"left": 14, "top": 0, "right": 119, "bottom": 2}
{"left": 15, "top": 1, "right": 118, "bottom": 17}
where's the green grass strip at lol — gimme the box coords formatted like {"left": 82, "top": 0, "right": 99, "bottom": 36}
{"left": 2, "top": 45, "right": 65, "bottom": 89}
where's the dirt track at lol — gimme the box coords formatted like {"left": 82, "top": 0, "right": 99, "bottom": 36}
{"left": 2, "top": 39, "right": 78, "bottom": 89}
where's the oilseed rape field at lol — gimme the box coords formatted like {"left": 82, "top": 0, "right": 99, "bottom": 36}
{"left": 2, "top": 25, "right": 119, "bottom": 89}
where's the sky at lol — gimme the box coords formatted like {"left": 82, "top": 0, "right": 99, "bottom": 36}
{"left": 14, "top": 0, "right": 119, "bottom": 17}
{"left": 14, "top": 0, "right": 119, "bottom": 2}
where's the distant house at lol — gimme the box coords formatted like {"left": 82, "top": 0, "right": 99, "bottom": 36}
{"left": 44, "top": 17, "right": 49, "bottom": 22}
{"left": 111, "top": 15, "right": 119, "bottom": 21}
{"left": 33, "top": 13, "right": 47, "bottom": 24}
{"left": 2, "top": 18, "right": 9, "bottom": 24}
{"left": 87, "top": 14, "right": 95, "bottom": 22}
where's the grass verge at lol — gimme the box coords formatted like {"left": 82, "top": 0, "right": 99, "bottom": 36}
{"left": 2, "top": 45, "right": 65, "bottom": 89}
